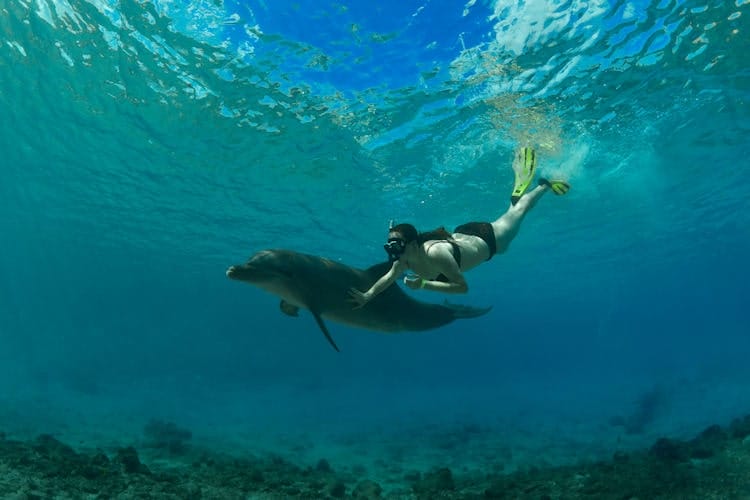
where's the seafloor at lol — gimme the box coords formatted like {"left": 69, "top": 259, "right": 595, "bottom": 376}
{"left": 1, "top": 414, "right": 749, "bottom": 499}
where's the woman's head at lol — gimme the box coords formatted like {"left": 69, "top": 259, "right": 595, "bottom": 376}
{"left": 384, "top": 223, "right": 417, "bottom": 262}
{"left": 384, "top": 223, "right": 452, "bottom": 262}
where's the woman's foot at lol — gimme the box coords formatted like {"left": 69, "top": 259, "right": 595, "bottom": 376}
{"left": 511, "top": 147, "right": 537, "bottom": 205}
{"left": 538, "top": 177, "right": 571, "bottom": 195}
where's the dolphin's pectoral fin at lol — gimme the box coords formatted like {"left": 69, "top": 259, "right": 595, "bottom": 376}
{"left": 279, "top": 300, "right": 300, "bottom": 317}
{"left": 312, "top": 312, "right": 340, "bottom": 352}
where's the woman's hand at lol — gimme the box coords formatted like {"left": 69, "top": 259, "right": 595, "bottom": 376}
{"left": 348, "top": 288, "right": 372, "bottom": 309}
{"left": 403, "top": 275, "right": 424, "bottom": 290}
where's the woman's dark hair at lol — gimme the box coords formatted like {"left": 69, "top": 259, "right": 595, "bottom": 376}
{"left": 389, "top": 223, "right": 418, "bottom": 243}
{"left": 417, "top": 226, "right": 452, "bottom": 244}
{"left": 390, "top": 223, "right": 451, "bottom": 244}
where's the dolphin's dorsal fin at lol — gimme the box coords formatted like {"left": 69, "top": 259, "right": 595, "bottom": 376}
{"left": 279, "top": 300, "right": 299, "bottom": 317}
{"left": 312, "top": 312, "right": 340, "bottom": 352}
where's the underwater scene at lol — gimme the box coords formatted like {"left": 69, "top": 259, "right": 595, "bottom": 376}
{"left": 1, "top": 0, "right": 749, "bottom": 497}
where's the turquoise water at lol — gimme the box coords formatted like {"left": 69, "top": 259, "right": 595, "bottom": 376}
{"left": 1, "top": 0, "right": 749, "bottom": 476}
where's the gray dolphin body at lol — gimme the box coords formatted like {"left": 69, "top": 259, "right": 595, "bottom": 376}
{"left": 226, "top": 249, "right": 491, "bottom": 351}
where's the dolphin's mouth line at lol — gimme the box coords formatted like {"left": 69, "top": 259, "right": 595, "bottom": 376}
{"left": 226, "top": 265, "right": 247, "bottom": 279}
{"left": 226, "top": 264, "right": 283, "bottom": 282}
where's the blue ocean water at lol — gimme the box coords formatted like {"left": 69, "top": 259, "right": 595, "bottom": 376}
{"left": 1, "top": 0, "right": 749, "bottom": 478}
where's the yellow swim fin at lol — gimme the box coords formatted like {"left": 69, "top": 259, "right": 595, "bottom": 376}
{"left": 510, "top": 147, "right": 537, "bottom": 205}
{"left": 539, "top": 178, "right": 570, "bottom": 195}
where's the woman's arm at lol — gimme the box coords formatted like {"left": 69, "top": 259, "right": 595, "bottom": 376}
{"left": 348, "top": 260, "right": 405, "bottom": 308}
{"left": 406, "top": 275, "right": 468, "bottom": 294}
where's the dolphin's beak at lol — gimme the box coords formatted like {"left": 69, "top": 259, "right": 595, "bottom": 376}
{"left": 226, "top": 266, "right": 238, "bottom": 279}
{"left": 226, "top": 264, "right": 260, "bottom": 281}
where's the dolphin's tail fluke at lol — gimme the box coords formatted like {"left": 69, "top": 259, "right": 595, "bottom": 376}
{"left": 442, "top": 302, "right": 492, "bottom": 319}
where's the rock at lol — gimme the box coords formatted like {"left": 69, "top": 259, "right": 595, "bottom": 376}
{"left": 316, "top": 458, "right": 333, "bottom": 473}
{"left": 115, "top": 446, "right": 150, "bottom": 474}
{"left": 325, "top": 479, "right": 346, "bottom": 498}
{"left": 404, "top": 471, "right": 421, "bottom": 482}
{"left": 484, "top": 479, "right": 511, "bottom": 499}
{"left": 689, "top": 424, "right": 728, "bottom": 459}
{"left": 284, "top": 486, "right": 301, "bottom": 496}
{"left": 649, "top": 438, "right": 688, "bottom": 462}
{"left": 729, "top": 415, "right": 750, "bottom": 439}
{"left": 80, "top": 451, "right": 112, "bottom": 479}
{"left": 353, "top": 479, "right": 382, "bottom": 498}
{"left": 33, "top": 434, "right": 77, "bottom": 460}
{"left": 249, "top": 468, "right": 264, "bottom": 483}
{"left": 143, "top": 419, "right": 192, "bottom": 454}
{"left": 412, "top": 467, "right": 454, "bottom": 496}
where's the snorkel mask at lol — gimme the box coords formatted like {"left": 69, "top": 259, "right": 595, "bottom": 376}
{"left": 384, "top": 237, "right": 406, "bottom": 262}
{"left": 384, "top": 220, "right": 409, "bottom": 262}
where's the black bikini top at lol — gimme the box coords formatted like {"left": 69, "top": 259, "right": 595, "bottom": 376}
{"left": 426, "top": 239, "right": 461, "bottom": 282}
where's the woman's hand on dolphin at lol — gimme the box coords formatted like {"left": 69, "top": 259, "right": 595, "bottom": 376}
{"left": 403, "top": 275, "right": 424, "bottom": 290}
{"left": 348, "top": 288, "right": 371, "bottom": 309}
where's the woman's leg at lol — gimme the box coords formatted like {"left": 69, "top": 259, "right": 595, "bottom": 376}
{"left": 491, "top": 184, "right": 548, "bottom": 254}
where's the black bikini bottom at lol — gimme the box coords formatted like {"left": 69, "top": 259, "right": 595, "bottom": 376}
{"left": 454, "top": 221, "right": 497, "bottom": 260}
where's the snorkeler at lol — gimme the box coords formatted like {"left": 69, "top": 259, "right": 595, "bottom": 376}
{"left": 348, "top": 147, "right": 570, "bottom": 308}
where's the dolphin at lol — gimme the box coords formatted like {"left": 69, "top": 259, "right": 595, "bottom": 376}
{"left": 226, "top": 249, "right": 491, "bottom": 352}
